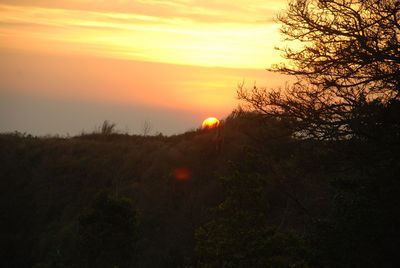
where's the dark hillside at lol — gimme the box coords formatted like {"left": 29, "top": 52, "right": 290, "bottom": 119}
{"left": 2, "top": 112, "right": 323, "bottom": 267}
{"left": 3, "top": 111, "right": 397, "bottom": 267}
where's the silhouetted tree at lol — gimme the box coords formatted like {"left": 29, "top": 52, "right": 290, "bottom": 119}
{"left": 195, "top": 170, "right": 310, "bottom": 268}
{"left": 141, "top": 120, "right": 153, "bottom": 136}
{"left": 239, "top": 0, "right": 400, "bottom": 140}
{"left": 78, "top": 191, "right": 138, "bottom": 268}
{"left": 236, "top": 1, "right": 400, "bottom": 267}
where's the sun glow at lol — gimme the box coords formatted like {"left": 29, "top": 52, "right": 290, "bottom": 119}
{"left": 0, "top": 0, "right": 289, "bottom": 136}
{"left": 202, "top": 117, "right": 220, "bottom": 129}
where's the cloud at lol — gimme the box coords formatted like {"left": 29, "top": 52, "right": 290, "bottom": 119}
{"left": 0, "top": 1, "right": 285, "bottom": 69}
{"left": 0, "top": 0, "right": 282, "bottom": 24}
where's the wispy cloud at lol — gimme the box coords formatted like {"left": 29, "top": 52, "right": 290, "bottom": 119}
{"left": 0, "top": 0, "right": 282, "bottom": 24}
{"left": 0, "top": 1, "right": 286, "bottom": 68}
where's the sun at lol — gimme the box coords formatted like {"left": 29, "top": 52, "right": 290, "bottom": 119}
{"left": 202, "top": 117, "right": 220, "bottom": 129}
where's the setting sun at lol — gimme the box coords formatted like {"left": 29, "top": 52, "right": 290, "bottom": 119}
{"left": 202, "top": 117, "right": 220, "bottom": 129}
{"left": 0, "top": 0, "right": 288, "bottom": 136}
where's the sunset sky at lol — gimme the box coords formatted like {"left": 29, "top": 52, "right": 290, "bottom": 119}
{"left": 0, "top": 0, "right": 288, "bottom": 135}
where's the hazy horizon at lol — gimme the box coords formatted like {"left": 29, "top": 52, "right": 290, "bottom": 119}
{"left": 0, "top": 0, "right": 288, "bottom": 136}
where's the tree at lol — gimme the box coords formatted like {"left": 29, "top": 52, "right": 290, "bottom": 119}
{"left": 195, "top": 134, "right": 317, "bottom": 268}
{"left": 141, "top": 120, "right": 153, "bottom": 136}
{"left": 236, "top": 1, "right": 400, "bottom": 266}
{"left": 195, "top": 171, "right": 310, "bottom": 268}
{"left": 239, "top": 0, "right": 400, "bottom": 140}
{"left": 78, "top": 191, "right": 138, "bottom": 268}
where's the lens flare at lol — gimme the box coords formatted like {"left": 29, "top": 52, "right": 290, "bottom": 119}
{"left": 202, "top": 117, "right": 220, "bottom": 129}
{"left": 173, "top": 168, "right": 191, "bottom": 181}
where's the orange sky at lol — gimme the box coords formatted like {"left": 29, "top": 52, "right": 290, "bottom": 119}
{"left": 0, "top": 0, "right": 289, "bottom": 135}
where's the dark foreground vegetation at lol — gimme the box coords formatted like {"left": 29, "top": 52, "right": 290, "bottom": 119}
{"left": 2, "top": 0, "right": 400, "bottom": 267}
{"left": 1, "top": 109, "right": 399, "bottom": 267}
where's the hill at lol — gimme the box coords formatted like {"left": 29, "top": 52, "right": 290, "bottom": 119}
{"left": 1, "top": 111, "right": 399, "bottom": 267}
{"left": 0, "top": 112, "right": 286, "bottom": 267}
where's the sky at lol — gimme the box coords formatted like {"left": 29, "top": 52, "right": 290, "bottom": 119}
{"left": 0, "top": 0, "right": 289, "bottom": 136}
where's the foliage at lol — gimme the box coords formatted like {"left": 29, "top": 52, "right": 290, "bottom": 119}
{"left": 195, "top": 127, "right": 317, "bottom": 268}
{"left": 196, "top": 213, "right": 309, "bottom": 268}
{"left": 309, "top": 140, "right": 400, "bottom": 268}
{"left": 1, "top": 109, "right": 399, "bottom": 267}
{"left": 78, "top": 191, "right": 138, "bottom": 268}
{"left": 100, "top": 120, "right": 117, "bottom": 135}
{"left": 195, "top": 169, "right": 311, "bottom": 268}
{"left": 234, "top": 2, "right": 400, "bottom": 267}
{"left": 0, "top": 116, "right": 262, "bottom": 267}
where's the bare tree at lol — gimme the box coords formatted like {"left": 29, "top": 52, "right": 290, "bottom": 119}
{"left": 141, "top": 120, "right": 152, "bottom": 136}
{"left": 239, "top": 0, "right": 400, "bottom": 140}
